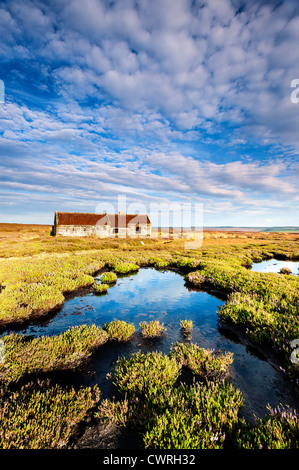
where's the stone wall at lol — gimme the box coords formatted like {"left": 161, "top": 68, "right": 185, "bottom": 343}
{"left": 127, "top": 223, "right": 152, "bottom": 237}
{"left": 56, "top": 225, "right": 110, "bottom": 238}
{"left": 55, "top": 223, "right": 151, "bottom": 238}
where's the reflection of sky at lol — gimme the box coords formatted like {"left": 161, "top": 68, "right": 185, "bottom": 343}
{"left": 7, "top": 268, "right": 224, "bottom": 337}
{"left": 78, "top": 268, "right": 222, "bottom": 325}
{"left": 251, "top": 259, "right": 299, "bottom": 275}
{"left": 4, "top": 267, "right": 299, "bottom": 420}
{"left": 110, "top": 269, "right": 187, "bottom": 309}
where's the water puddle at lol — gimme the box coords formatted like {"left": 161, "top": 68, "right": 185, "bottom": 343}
{"left": 251, "top": 259, "right": 299, "bottom": 275}
{"left": 3, "top": 268, "right": 299, "bottom": 422}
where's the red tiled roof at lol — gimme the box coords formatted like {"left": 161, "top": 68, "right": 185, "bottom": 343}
{"left": 108, "top": 214, "right": 150, "bottom": 227}
{"left": 55, "top": 212, "right": 151, "bottom": 227}
{"left": 56, "top": 212, "right": 108, "bottom": 226}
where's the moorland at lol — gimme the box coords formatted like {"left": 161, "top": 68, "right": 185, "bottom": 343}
{"left": 0, "top": 223, "right": 298, "bottom": 449}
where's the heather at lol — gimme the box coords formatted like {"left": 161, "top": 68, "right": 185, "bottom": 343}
{"left": 0, "top": 225, "right": 298, "bottom": 449}
{"left": 0, "top": 325, "right": 108, "bottom": 384}
{"left": 0, "top": 380, "right": 100, "bottom": 449}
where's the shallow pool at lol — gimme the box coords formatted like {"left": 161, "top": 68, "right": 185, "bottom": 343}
{"left": 251, "top": 258, "right": 299, "bottom": 275}
{"left": 3, "top": 267, "right": 299, "bottom": 421}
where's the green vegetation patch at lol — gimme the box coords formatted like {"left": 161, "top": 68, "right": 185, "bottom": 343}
{"left": 139, "top": 320, "right": 166, "bottom": 338}
{"left": 0, "top": 380, "right": 100, "bottom": 449}
{"left": 103, "top": 320, "right": 135, "bottom": 342}
{"left": 280, "top": 267, "right": 292, "bottom": 275}
{"left": 148, "top": 257, "right": 170, "bottom": 268}
{"left": 101, "top": 272, "right": 117, "bottom": 283}
{"left": 93, "top": 283, "right": 109, "bottom": 294}
{"left": 96, "top": 396, "right": 133, "bottom": 428}
{"left": 180, "top": 319, "right": 193, "bottom": 334}
{"left": 0, "top": 325, "right": 108, "bottom": 383}
{"left": 143, "top": 381, "right": 243, "bottom": 449}
{"left": 0, "top": 283, "right": 65, "bottom": 325}
{"left": 235, "top": 406, "right": 299, "bottom": 449}
{"left": 170, "top": 342, "right": 233, "bottom": 381}
{"left": 112, "top": 262, "right": 139, "bottom": 274}
{"left": 113, "top": 351, "right": 181, "bottom": 399}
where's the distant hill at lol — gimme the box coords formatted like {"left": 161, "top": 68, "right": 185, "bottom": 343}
{"left": 262, "top": 227, "right": 299, "bottom": 233}
{"left": 203, "top": 226, "right": 299, "bottom": 232}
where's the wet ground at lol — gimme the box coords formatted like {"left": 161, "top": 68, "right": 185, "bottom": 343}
{"left": 250, "top": 258, "right": 299, "bottom": 275}
{"left": 3, "top": 267, "right": 299, "bottom": 423}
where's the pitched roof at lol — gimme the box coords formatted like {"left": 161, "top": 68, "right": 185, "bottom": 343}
{"left": 55, "top": 212, "right": 109, "bottom": 226}
{"left": 55, "top": 212, "right": 151, "bottom": 227}
{"left": 108, "top": 214, "right": 151, "bottom": 227}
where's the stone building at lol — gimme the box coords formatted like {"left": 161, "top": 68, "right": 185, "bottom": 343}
{"left": 52, "top": 211, "right": 152, "bottom": 238}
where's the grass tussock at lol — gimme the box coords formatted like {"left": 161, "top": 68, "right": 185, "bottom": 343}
{"left": 180, "top": 319, "right": 193, "bottom": 334}
{"left": 139, "top": 320, "right": 166, "bottom": 338}
{"left": 143, "top": 381, "right": 243, "bottom": 449}
{"left": 103, "top": 320, "right": 135, "bottom": 342}
{"left": 101, "top": 272, "right": 117, "bottom": 283}
{"left": 113, "top": 350, "right": 181, "bottom": 398}
{"left": 93, "top": 283, "right": 109, "bottom": 294}
{"left": 112, "top": 262, "right": 139, "bottom": 274}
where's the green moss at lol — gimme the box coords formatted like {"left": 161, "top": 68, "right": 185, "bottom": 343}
{"left": 93, "top": 283, "right": 109, "bottom": 294}
{"left": 148, "top": 257, "right": 170, "bottom": 268}
{"left": 180, "top": 319, "right": 193, "bottom": 332}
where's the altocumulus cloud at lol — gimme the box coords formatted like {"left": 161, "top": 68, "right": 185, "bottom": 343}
{"left": 0, "top": 0, "right": 298, "bottom": 226}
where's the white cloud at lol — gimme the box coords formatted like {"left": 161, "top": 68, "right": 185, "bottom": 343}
{"left": 1, "top": 0, "right": 299, "bottom": 225}
{"left": 3, "top": 0, "right": 296, "bottom": 145}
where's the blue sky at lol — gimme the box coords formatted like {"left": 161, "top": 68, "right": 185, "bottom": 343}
{"left": 0, "top": 0, "right": 298, "bottom": 227}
